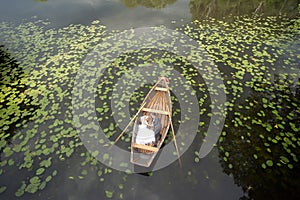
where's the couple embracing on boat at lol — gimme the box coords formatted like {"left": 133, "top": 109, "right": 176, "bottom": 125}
{"left": 136, "top": 112, "right": 162, "bottom": 146}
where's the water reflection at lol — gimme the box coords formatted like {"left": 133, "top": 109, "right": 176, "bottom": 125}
{"left": 120, "top": 0, "right": 299, "bottom": 20}
{"left": 0, "top": 45, "right": 36, "bottom": 138}
{"left": 0, "top": 1, "right": 299, "bottom": 199}
{"left": 219, "top": 75, "right": 300, "bottom": 200}
{"left": 189, "top": 0, "right": 299, "bottom": 20}
{"left": 121, "top": 0, "right": 177, "bottom": 9}
{"left": 1, "top": 0, "right": 298, "bottom": 29}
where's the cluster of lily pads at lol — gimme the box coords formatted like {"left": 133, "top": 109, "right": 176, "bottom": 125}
{"left": 182, "top": 16, "right": 300, "bottom": 198}
{"left": 0, "top": 14, "right": 299, "bottom": 199}
{"left": 0, "top": 19, "right": 112, "bottom": 197}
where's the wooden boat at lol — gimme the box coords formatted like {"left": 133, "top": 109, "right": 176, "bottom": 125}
{"left": 130, "top": 77, "right": 172, "bottom": 167}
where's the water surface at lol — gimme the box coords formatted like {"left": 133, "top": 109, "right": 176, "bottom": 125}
{"left": 0, "top": 1, "right": 299, "bottom": 200}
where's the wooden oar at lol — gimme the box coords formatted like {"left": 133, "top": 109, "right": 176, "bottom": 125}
{"left": 169, "top": 113, "right": 182, "bottom": 167}
{"left": 164, "top": 78, "right": 182, "bottom": 167}
{"left": 113, "top": 101, "right": 147, "bottom": 145}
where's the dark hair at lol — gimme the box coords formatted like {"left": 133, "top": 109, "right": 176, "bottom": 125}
{"left": 138, "top": 118, "right": 142, "bottom": 125}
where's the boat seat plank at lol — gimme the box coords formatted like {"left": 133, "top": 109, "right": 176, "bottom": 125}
{"left": 155, "top": 87, "right": 168, "bottom": 92}
{"left": 132, "top": 143, "right": 159, "bottom": 152}
{"left": 142, "top": 108, "right": 170, "bottom": 115}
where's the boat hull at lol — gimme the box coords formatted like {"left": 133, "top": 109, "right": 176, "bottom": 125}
{"left": 130, "top": 77, "right": 172, "bottom": 167}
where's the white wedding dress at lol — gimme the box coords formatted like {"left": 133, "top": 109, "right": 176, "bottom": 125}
{"left": 135, "top": 118, "right": 155, "bottom": 145}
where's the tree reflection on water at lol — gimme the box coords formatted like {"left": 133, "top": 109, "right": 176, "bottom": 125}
{"left": 120, "top": 0, "right": 299, "bottom": 20}
{"left": 120, "top": 0, "right": 177, "bottom": 9}
{"left": 189, "top": 0, "right": 299, "bottom": 20}
{"left": 219, "top": 75, "right": 300, "bottom": 200}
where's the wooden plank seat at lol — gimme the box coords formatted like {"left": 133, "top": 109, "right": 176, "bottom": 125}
{"left": 155, "top": 87, "right": 168, "bottom": 92}
{"left": 132, "top": 143, "right": 159, "bottom": 153}
{"left": 142, "top": 108, "right": 170, "bottom": 115}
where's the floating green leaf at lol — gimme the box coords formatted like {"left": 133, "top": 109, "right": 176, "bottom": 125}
{"left": 105, "top": 190, "right": 114, "bottom": 198}
{"left": 266, "top": 160, "right": 273, "bottom": 167}
{"left": 0, "top": 186, "right": 7, "bottom": 194}
{"left": 36, "top": 168, "right": 45, "bottom": 175}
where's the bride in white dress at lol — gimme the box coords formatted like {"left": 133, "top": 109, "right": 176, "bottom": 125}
{"left": 135, "top": 114, "right": 155, "bottom": 145}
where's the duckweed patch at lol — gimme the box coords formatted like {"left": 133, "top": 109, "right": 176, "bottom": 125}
{"left": 0, "top": 15, "right": 299, "bottom": 199}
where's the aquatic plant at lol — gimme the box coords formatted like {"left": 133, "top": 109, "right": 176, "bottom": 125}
{"left": 0, "top": 14, "right": 299, "bottom": 199}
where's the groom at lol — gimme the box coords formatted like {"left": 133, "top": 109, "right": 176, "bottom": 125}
{"left": 150, "top": 114, "right": 162, "bottom": 146}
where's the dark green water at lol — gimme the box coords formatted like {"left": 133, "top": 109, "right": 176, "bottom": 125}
{"left": 0, "top": 0, "right": 299, "bottom": 200}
